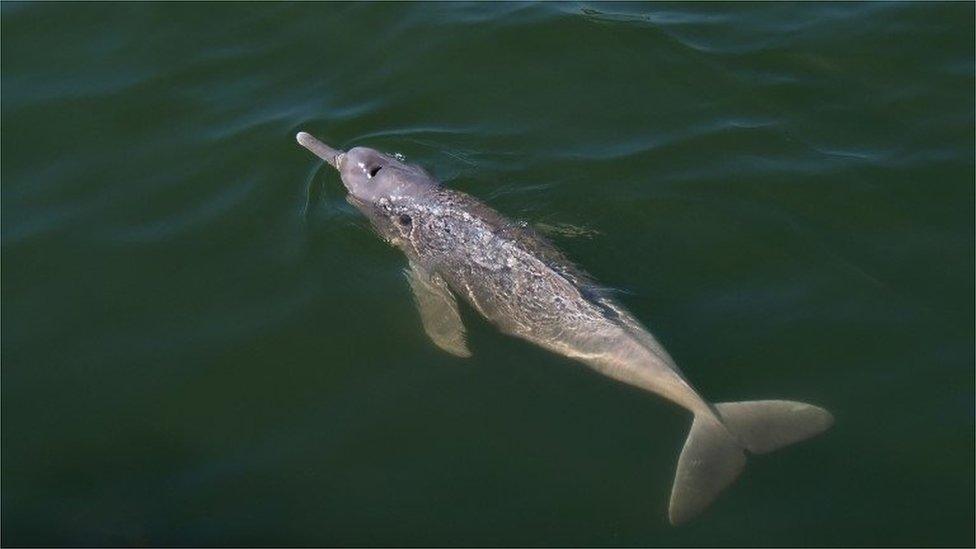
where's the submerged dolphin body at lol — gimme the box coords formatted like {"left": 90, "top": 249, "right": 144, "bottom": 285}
{"left": 296, "top": 132, "right": 833, "bottom": 524}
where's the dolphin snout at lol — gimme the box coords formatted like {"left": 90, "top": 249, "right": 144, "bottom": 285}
{"left": 296, "top": 132, "right": 344, "bottom": 170}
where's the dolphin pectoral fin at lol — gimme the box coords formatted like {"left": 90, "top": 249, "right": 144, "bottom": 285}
{"left": 405, "top": 264, "right": 472, "bottom": 358}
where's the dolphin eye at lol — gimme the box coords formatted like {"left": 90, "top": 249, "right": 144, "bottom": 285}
{"left": 368, "top": 166, "right": 382, "bottom": 178}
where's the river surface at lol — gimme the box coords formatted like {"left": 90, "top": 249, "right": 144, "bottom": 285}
{"left": 2, "top": 2, "right": 973, "bottom": 546}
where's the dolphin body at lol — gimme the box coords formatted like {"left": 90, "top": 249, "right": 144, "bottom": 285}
{"left": 296, "top": 131, "right": 833, "bottom": 524}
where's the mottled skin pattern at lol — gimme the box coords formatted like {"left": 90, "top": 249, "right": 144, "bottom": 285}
{"left": 356, "top": 187, "right": 710, "bottom": 416}
{"left": 296, "top": 132, "right": 833, "bottom": 525}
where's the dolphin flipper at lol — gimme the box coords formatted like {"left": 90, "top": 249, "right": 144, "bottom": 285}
{"left": 405, "top": 263, "right": 472, "bottom": 358}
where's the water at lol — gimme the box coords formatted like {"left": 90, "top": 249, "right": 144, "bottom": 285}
{"left": 2, "top": 2, "right": 973, "bottom": 546}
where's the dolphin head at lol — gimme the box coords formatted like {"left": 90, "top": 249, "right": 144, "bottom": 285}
{"left": 297, "top": 131, "right": 438, "bottom": 243}
{"left": 337, "top": 146, "right": 436, "bottom": 203}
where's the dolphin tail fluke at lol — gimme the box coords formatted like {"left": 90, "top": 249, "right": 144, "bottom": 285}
{"left": 668, "top": 400, "right": 833, "bottom": 525}
{"left": 715, "top": 400, "right": 834, "bottom": 455}
{"left": 668, "top": 414, "right": 746, "bottom": 525}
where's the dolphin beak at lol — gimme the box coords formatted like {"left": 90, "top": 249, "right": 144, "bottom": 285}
{"left": 296, "top": 131, "right": 344, "bottom": 170}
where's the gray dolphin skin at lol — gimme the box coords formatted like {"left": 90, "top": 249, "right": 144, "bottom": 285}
{"left": 296, "top": 131, "right": 833, "bottom": 525}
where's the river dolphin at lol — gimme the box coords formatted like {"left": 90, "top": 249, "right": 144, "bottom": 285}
{"left": 296, "top": 131, "right": 833, "bottom": 524}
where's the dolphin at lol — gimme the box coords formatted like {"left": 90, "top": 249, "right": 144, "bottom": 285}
{"left": 296, "top": 131, "right": 833, "bottom": 524}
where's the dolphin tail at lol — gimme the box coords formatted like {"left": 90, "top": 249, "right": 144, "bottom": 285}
{"left": 668, "top": 400, "right": 833, "bottom": 525}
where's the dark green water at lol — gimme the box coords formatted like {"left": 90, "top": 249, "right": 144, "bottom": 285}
{"left": 2, "top": 2, "right": 973, "bottom": 546}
